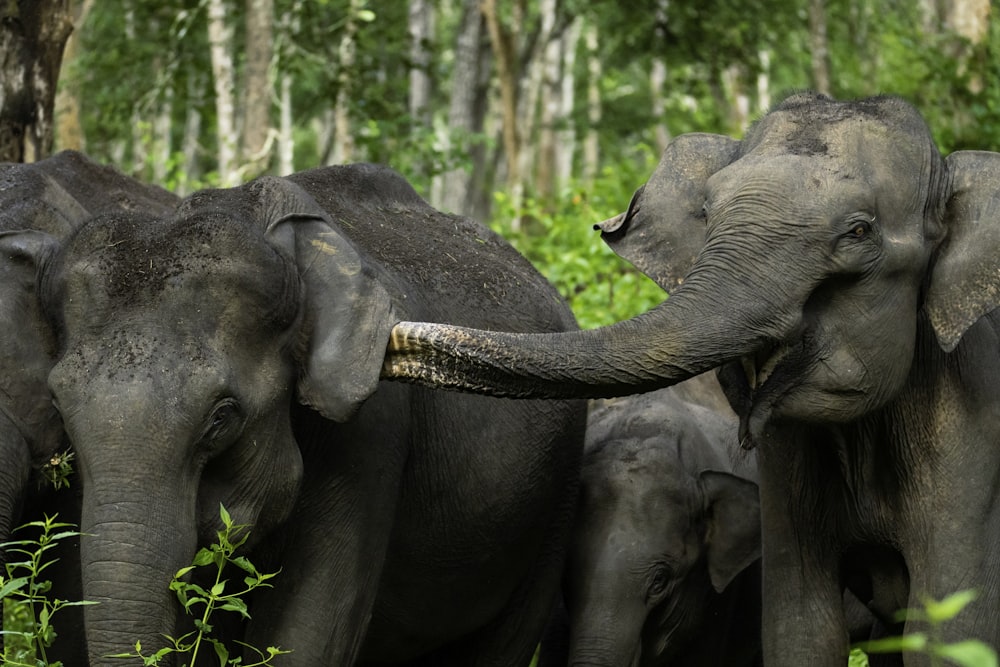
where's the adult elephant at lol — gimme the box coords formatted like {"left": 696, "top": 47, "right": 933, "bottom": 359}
{"left": 0, "top": 151, "right": 178, "bottom": 658}
{"left": 33, "top": 163, "right": 585, "bottom": 665}
{"left": 546, "top": 374, "right": 763, "bottom": 667}
{"left": 383, "top": 93, "right": 1000, "bottom": 664}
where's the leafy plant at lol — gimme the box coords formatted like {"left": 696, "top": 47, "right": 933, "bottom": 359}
{"left": 853, "top": 589, "right": 998, "bottom": 667}
{"left": 1, "top": 514, "right": 96, "bottom": 667}
{"left": 110, "top": 504, "right": 289, "bottom": 666}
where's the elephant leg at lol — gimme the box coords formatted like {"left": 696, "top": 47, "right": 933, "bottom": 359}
{"left": 758, "top": 443, "right": 848, "bottom": 667}
{"left": 245, "top": 385, "right": 412, "bottom": 665}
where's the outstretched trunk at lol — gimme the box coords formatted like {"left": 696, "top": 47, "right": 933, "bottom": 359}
{"left": 383, "top": 264, "right": 794, "bottom": 399}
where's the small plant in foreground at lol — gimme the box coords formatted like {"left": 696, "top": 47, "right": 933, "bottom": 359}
{"left": 1, "top": 514, "right": 95, "bottom": 667}
{"left": 853, "top": 589, "right": 998, "bottom": 667}
{"left": 110, "top": 504, "right": 289, "bottom": 666}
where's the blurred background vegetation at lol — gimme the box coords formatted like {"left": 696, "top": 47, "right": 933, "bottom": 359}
{"left": 5, "top": 0, "right": 998, "bottom": 327}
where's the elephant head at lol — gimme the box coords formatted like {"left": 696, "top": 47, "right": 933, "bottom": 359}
{"left": 566, "top": 390, "right": 760, "bottom": 667}
{"left": 383, "top": 93, "right": 1000, "bottom": 439}
{"left": 0, "top": 152, "right": 178, "bottom": 657}
{"left": 35, "top": 174, "right": 394, "bottom": 664}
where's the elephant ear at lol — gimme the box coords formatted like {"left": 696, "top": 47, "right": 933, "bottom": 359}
{"left": 262, "top": 177, "right": 396, "bottom": 423}
{"left": 698, "top": 470, "right": 761, "bottom": 593}
{"left": 596, "top": 133, "right": 740, "bottom": 293}
{"left": 926, "top": 150, "right": 1000, "bottom": 352}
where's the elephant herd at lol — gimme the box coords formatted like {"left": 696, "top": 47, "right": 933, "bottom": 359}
{"left": 3, "top": 91, "right": 1000, "bottom": 667}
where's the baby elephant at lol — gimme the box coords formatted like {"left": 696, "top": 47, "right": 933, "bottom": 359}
{"left": 553, "top": 374, "right": 762, "bottom": 667}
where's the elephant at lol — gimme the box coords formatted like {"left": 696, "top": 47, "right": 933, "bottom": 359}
{"left": 382, "top": 92, "right": 1000, "bottom": 665}
{"left": 0, "top": 151, "right": 178, "bottom": 657}
{"left": 544, "top": 373, "right": 763, "bottom": 667}
{"left": 30, "top": 162, "right": 586, "bottom": 665}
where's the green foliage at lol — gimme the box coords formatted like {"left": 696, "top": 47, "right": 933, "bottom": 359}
{"left": 1, "top": 515, "right": 96, "bottom": 667}
{"left": 853, "top": 590, "right": 999, "bottom": 667}
{"left": 110, "top": 504, "right": 289, "bottom": 667}
{"left": 38, "top": 451, "right": 75, "bottom": 492}
{"left": 490, "top": 147, "right": 666, "bottom": 330}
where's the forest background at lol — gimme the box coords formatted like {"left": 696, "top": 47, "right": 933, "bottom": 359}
{"left": 3, "top": 0, "right": 998, "bottom": 328}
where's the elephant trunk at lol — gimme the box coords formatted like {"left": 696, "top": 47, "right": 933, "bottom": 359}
{"left": 81, "top": 483, "right": 197, "bottom": 666}
{"left": 383, "top": 263, "right": 794, "bottom": 399}
{"left": 567, "top": 605, "right": 645, "bottom": 667}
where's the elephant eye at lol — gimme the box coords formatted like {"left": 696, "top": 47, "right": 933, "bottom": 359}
{"left": 646, "top": 563, "right": 673, "bottom": 601}
{"left": 847, "top": 214, "right": 875, "bottom": 239}
{"left": 201, "top": 398, "right": 244, "bottom": 447}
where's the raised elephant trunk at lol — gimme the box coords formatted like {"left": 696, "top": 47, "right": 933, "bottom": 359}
{"left": 383, "top": 266, "right": 792, "bottom": 399}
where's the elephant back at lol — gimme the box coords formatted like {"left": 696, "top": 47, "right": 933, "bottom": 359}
{"left": 0, "top": 150, "right": 178, "bottom": 236}
{"left": 286, "top": 164, "right": 577, "bottom": 335}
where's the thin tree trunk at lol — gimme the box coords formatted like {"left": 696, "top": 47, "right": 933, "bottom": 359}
{"left": 408, "top": 0, "right": 434, "bottom": 123}
{"left": 329, "top": 0, "right": 363, "bottom": 165}
{"left": 152, "top": 86, "right": 172, "bottom": 184}
{"left": 582, "top": 21, "right": 600, "bottom": 185}
{"left": 54, "top": 0, "right": 93, "bottom": 151}
{"left": 181, "top": 72, "right": 204, "bottom": 195}
{"left": 808, "top": 0, "right": 831, "bottom": 96}
{"left": 757, "top": 49, "right": 771, "bottom": 115}
{"left": 482, "top": 0, "right": 522, "bottom": 227}
{"left": 0, "top": 0, "right": 74, "bottom": 162}
{"left": 242, "top": 0, "right": 274, "bottom": 178}
{"left": 554, "top": 17, "right": 580, "bottom": 191}
{"left": 207, "top": 0, "right": 239, "bottom": 186}
{"left": 946, "top": 0, "right": 990, "bottom": 92}
{"left": 435, "top": 0, "right": 485, "bottom": 215}
{"left": 535, "top": 0, "right": 561, "bottom": 200}
{"left": 650, "top": 0, "right": 670, "bottom": 153}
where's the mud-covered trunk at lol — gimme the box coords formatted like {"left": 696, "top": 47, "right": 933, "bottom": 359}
{"left": 383, "top": 263, "right": 795, "bottom": 399}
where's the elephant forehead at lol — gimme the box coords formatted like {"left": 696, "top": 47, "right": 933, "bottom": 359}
{"left": 57, "top": 212, "right": 299, "bottom": 331}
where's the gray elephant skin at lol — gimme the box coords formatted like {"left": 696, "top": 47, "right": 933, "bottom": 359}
{"left": 29, "top": 163, "right": 585, "bottom": 665}
{"left": 544, "top": 374, "right": 763, "bottom": 667}
{"left": 0, "top": 151, "right": 178, "bottom": 658}
{"left": 383, "top": 93, "right": 1000, "bottom": 665}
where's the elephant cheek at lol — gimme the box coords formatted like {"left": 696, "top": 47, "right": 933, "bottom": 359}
{"left": 197, "top": 424, "right": 304, "bottom": 546}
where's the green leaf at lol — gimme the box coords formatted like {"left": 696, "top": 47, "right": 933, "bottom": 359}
{"left": 934, "top": 640, "right": 999, "bottom": 667}
{"left": 923, "top": 589, "right": 979, "bottom": 624}
{"left": 219, "top": 503, "right": 232, "bottom": 528}
{"left": 211, "top": 581, "right": 227, "bottom": 596}
{"left": 854, "top": 633, "right": 928, "bottom": 654}
{"left": 0, "top": 575, "right": 30, "bottom": 598}
{"left": 192, "top": 549, "right": 216, "bottom": 567}
{"left": 219, "top": 598, "right": 249, "bottom": 619}
{"left": 357, "top": 9, "right": 376, "bottom": 22}
{"left": 211, "top": 637, "right": 230, "bottom": 664}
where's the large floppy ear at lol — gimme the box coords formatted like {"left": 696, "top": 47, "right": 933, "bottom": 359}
{"left": 261, "top": 177, "right": 396, "bottom": 422}
{"left": 596, "top": 133, "right": 740, "bottom": 293}
{"left": 926, "top": 150, "right": 1000, "bottom": 352}
{"left": 698, "top": 470, "right": 761, "bottom": 593}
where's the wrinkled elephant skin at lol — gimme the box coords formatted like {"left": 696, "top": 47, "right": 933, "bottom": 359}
{"left": 0, "top": 152, "right": 177, "bottom": 660}
{"left": 35, "top": 164, "right": 585, "bottom": 665}
{"left": 382, "top": 93, "right": 1000, "bottom": 665}
{"left": 550, "top": 374, "right": 763, "bottom": 667}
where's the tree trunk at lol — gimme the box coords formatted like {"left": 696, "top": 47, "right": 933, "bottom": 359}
{"left": 242, "top": 0, "right": 274, "bottom": 178}
{"left": 808, "top": 0, "right": 831, "bottom": 96}
{"left": 53, "top": 0, "right": 93, "bottom": 152}
{"left": 408, "top": 0, "right": 434, "bottom": 124}
{"left": 0, "top": 0, "right": 74, "bottom": 162}
{"left": 582, "top": 21, "right": 600, "bottom": 185}
{"left": 329, "top": 0, "right": 363, "bottom": 166}
{"left": 181, "top": 72, "right": 204, "bottom": 195}
{"left": 434, "top": 0, "right": 486, "bottom": 216}
{"left": 945, "top": 0, "right": 990, "bottom": 93}
{"left": 207, "top": 0, "right": 239, "bottom": 186}
{"left": 482, "top": 0, "right": 522, "bottom": 227}
{"left": 555, "top": 17, "right": 580, "bottom": 191}
{"left": 650, "top": 0, "right": 670, "bottom": 154}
